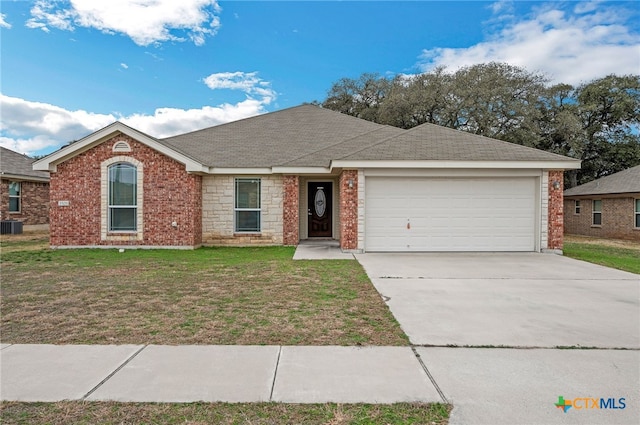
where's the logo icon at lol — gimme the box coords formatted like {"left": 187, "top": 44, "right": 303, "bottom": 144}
{"left": 555, "top": 396, "right": 572, "bottom": 413}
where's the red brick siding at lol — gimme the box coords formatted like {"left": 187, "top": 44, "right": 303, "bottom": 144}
{"left": 0, "top": 179, "right": 49, "bottom": 225}
{"left": 547, "top": 170, "right": 564, "bottom": 250}
{"left": 339, "top": 170, "right": 358, "bottom": 250}
{"left": 564, "top": 196, "right": 639, "bottom": 241}
{"left": 282, "top": 175, "right": 299, "bottom": 245}
{"left": 50, "top": 134, "right": 201, "bottom": 247}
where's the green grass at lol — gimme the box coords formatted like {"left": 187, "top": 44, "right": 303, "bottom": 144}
{"left": 1, "top": 244, "right": 408, "bottom": 346}
{"left": 0, "top": 402, "right": 452, "bottom": 425}
{"left": 563, "top": 242, "right": 640, "bottom": 274}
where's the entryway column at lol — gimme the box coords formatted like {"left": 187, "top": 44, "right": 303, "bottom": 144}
{"left": 283, "top": 175, "right": 300, "bottom": 245}
{"left": 547, "top": 170, "right": 564, "bottom": 251}
{"left": 339, "top": 170, "right": 358, "bottom": 250}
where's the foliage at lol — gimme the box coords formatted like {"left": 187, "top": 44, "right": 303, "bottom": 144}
{"left": 320, "top": 64, "right": 640, "bottom": 187}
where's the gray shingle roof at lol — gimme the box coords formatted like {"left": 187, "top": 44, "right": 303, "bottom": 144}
{"left": 338, "top": 122, "right": 576, "bottom": 162}
{"left": 564, "top": 165, "right": 640, "bottom": 196}
{"left": 158, "top": 104, "right": 577, "bottom": 167}
{"left": 160, "top": 105, "right": 394, "bottom": 168}
{"left": 1, "top": 147, "right": 50, "bottom": 181}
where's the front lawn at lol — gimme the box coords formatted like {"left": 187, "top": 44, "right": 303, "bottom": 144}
{"left": 0, "top": 236, "right": 408, "bottom": 346}
{"left": 563, "top": 235, "right": 640, "bottom": 274}
{"left": 0, "top": 401, "right": 451, "bottom": 425}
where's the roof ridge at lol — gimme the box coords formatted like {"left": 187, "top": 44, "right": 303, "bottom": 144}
{"left": 328, "top": 125, "right": 412, "bottom": 160}
{"left": 279, "top": 126, "right": 401, "bottom": 166}
{"left": 160, "top": 104, "right": 315, "bottom": 141}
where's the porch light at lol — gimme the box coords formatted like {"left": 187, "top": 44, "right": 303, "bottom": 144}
{"left": 552, "top": 180, "right": 561, "bottom": 190}
{"left": 348, "top": 179, "right": 354, "bottom": 188}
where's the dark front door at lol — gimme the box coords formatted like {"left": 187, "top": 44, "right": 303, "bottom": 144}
{"left": 308, "top": 182, "right": 332, "bottom": 237}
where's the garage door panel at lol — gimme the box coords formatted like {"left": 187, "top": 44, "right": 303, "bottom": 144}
{"left": 365, "top": 177, "right": 536, "bottom": 252}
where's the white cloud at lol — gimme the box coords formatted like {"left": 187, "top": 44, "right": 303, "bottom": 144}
{"left": 121, "top": 99, "right": 266, "bottom": 138}
{"left": 0, "top": 92, "right": 269, "bottom": 156}
{"left": 418, "top": 3, "right": 640, "bottom": 85}
{"left": 26, "top": 0, "right": 221, "bottom": 46}
{"left": 120, "top": 63, "right": 129, "bottom": 69}
{"left": 0, "top": 13, "right": 12, "bottom": 29}
{"left": 203, "top": 71, "right": 277, "bottom": 103}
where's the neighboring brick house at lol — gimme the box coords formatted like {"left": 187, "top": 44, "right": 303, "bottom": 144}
{"left": 1, "top": 146, "right": 50, "bottom": 226}
{"left": 34, "top": 105, "right": 580, "bottom": 252}
{"left": 564, "top": 165, "right": 640, "bottom": 241}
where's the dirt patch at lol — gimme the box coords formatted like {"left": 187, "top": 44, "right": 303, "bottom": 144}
{"left": 564, "top": 234, "right": 640, "bottom": 251}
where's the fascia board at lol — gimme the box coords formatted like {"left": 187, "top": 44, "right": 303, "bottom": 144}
{"left": 0, "top": 172, "right": 50, "bottom": 182}
{"left": 33, "top": 122, "right": 206, "bottom": 173}
{"left": 330, "top": 160, "right": 582, "bottom": 170}
{"left": 271, "top": 166, "right": 333, "bottom": 174}
{"left": 206, "top": 167, "right": 274, "bottom": 175}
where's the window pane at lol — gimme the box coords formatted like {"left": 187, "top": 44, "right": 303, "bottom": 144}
{"left": 636, "top": 199, "right": 640, "bottom": 212}
{"left": 109, "top": 164, "right": 136, "bottom": 206}
{"left": 236, "top": 211, "right": 260, "bottom": 232}
{"left": 9, "top": 182, "right": 20, "bottom": 196}
{"left": 235, "top": 179, "right": 260, "bottom": 209}
{"left": 593, "top": 200, "right": 602, "bottom": 212}
{"left": 9, "top": 197, "right": 20, "bottom": 212}
{"left": 110, "top": 208, "right": 136, "bottom": 231}
{"left": 636, "top": 213, "right": 640, "bottom": 228}
{"left": 593, "top": 213, "right": 602, "bottom": 226}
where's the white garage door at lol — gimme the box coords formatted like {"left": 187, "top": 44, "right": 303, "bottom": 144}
{"left": 365, "top": 177, "right": 537, "bottom": 252}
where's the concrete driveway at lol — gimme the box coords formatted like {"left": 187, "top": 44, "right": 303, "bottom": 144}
{"left": 355, "top": 253, "right": 639, "bottom": 348}
{"left": 356, "top": 253, "right": 640, "bottom": 424}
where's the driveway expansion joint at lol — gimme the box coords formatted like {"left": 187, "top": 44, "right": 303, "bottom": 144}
{"left": 81, "top": 344, "right": 148, "bottom": 400}
{"left": 410, "top": 346, "right": 448, "bottom": 404}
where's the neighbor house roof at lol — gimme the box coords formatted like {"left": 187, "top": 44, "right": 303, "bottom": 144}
{"left": 1, "top": 147, "right": 50, "bottom": 182}
{"left": 564, "top": 165, "right": 640, "bottom": 196}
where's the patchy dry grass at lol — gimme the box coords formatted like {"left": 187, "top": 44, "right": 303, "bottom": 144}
{"left": 564, "top": 235, "right": 640, "bottom": 274}
{"left": 0, "top": 401, "right": 451, "bottom": 425}
{"left": 1, "top": 238, "right": 408, "bottom": 346}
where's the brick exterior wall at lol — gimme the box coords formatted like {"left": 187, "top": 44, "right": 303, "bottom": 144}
{"left": 49, "top": 134, "right": 202, "bottom": 247}
{"left": 339, "top": 170, "right": 358, "bottom": 250}
{"left": 201, "top": 175, "right": 283, "bottom": 245}
{"left": 564, "top": 196, "right": 640, "bottom": 241}
{"left": 0, "top": 179, "right": 49, "bottom": 225}
{"left": 547, "top": 170, "right": 564, "bottom": 250}
{"left": 282, "top": 175, "right": 299, "bottom": 245}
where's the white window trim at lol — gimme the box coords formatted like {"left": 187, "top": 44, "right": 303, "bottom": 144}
{"left": 234, "top": 177, "right": 261, "bottom": 233}
{"left": 101, "top": 156, "right": 144, "bottom": 241}
{"left": 8, "top": 181, "right": 21, "bottom": 213}
{"left": 574, "top": 200, "right": 581, "bottom": 215}
{"left": 635, "top": 199, "right": 640, "bottom": 229}
{"left": 592, "top": 199, "right": 602, "bottom": 227}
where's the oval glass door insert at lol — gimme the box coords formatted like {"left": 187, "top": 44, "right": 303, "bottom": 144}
{"left": 314, "top": 188, "right": 326, "bottom": 217}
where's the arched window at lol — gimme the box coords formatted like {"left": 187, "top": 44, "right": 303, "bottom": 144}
{"left": 108, "top": 163, "right": 137, "bottom": 231}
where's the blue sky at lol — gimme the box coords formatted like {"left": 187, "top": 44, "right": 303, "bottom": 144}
{"left": 1, "top": 1, "right": 639, "bottom": 156}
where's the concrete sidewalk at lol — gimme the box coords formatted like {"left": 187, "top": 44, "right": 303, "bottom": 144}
{"left": 2, "top": 344, "right": 638, "bottom": 424}
{"left": 0, "top": 344, "right": 440, "bottom": 403}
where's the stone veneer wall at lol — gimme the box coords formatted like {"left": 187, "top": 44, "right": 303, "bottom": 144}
{"left": 202, "top": 175, "right": 283, "bottom": 245}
